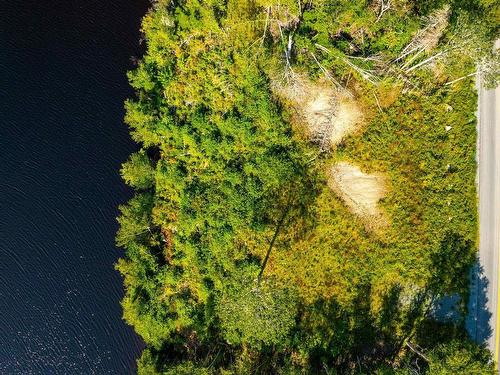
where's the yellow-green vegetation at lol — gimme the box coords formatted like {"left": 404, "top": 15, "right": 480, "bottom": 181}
{"left": 117, "top": 0, "right": 499, "bottom": 373}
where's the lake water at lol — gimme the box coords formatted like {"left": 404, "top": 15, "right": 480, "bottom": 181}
{"left": 0, "top": 0, "right": 149, "bottom": 373}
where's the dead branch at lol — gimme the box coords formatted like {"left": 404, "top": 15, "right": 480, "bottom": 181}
{"left": 444, "top": 71, "right": 478, "bottom": 86}
{"left": 278, "top": 22, "right": 295, "bottom": 82}
{"left": 376, "top": 0, "right": 391, "bottom": 23}
{"left": 405, "top": 341, "right": 429, "bottom": 362}
{"left": 310, "top": 52, "right": 343, "bottom": 90}
{"left": 373, "top": 92, "right": 383, "bottom": 113}
{"left": 260, "top": 6, "right": 271, "bottom": 45}
{"left": 405, "top": 50, "right": 445, "bottom": 73}
{"left": 315, "top": 43, "right": 379, "bottom": 83}
{"left": 395, "top": 6, "right": 450, "bottom": 64}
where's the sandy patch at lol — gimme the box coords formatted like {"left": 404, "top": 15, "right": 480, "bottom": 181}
{"left": 328, "top": 161, "right": 388, "bottom": 230}
{"left": 273, "top": 77, "right": 363, "bottom": 150}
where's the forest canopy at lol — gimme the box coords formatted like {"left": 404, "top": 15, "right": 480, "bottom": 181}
{"left": 117, "top": 0, "right": 499, "bottom": 373}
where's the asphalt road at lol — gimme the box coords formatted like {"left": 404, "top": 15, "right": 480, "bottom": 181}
{"left": 468, "top": 57, "right": 500, "bottom": 365}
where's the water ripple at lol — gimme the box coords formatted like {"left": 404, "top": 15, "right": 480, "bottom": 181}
{"left": 0, "top": 0, "right": 149, "bottom": 373}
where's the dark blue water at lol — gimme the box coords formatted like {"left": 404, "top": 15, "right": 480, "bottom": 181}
{"left": 0, "top": 1, "right": 148, "bottom": 373}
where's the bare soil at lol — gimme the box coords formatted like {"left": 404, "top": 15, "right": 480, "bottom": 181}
{"left": 328, "top": 161, "right": 388, "bottom": 231}
{"left": 273, "top": 76, "right": 363, "bottom": 150}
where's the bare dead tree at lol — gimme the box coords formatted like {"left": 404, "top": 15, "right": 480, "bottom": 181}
{"left": 394, "top": 6, "right": 450, "bottom": 68}
{"left": 315, "top": 43, "right": 380, "bottom": 84}
{"left": 375, "top": 0, "right": 391, "bottom": 23}
{"left": 405, "top": 341, "right": 429, "bottom": 362}
{"left": 260, "top": 6, "right": 271, "bottom": 45}
{"left": 310, "top": 52, "right": 343, "bottom": 90}
{"left": 373, "top": 92, "right": 383, "bottom": 113}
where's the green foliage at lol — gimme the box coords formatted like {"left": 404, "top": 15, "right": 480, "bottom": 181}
{"left": 137, "top": 349, "right": 162, "bottom": 375}
{"left": 121, "top": 151, "right": 155, "bottom": 190}
{"left": 116, "top": 0, "right": 497, "bottom": 373}
{"left": 118, "top": 0, "right": 314, "bottom": 356}
{"left": 338, "top": 83, "right": 478, "bottom": 291}
{"left": 137, "top": 349, "right": 216, "bottom": 375}
{"left": 426, "top": 340, "right": 494, "bottom": 374}
{"left": 116, "top": 193, "right": 154, "bottom": 249}
{"left": 217, "top": 274, "right": 298, "bottom": 348}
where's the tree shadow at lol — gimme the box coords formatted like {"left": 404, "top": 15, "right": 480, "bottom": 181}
{"left": 465, "top": 259, "right": 493, "bottom": 344}
{"left": 428, "top": 234, "right": 492, "bottom": 345}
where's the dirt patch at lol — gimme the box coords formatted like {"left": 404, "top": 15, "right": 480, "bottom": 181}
{"left": 328, "top": 161, "right": 388, "bottom": 231}
{"left": 273, "top": 76, "right": 363, "bottom": 150}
